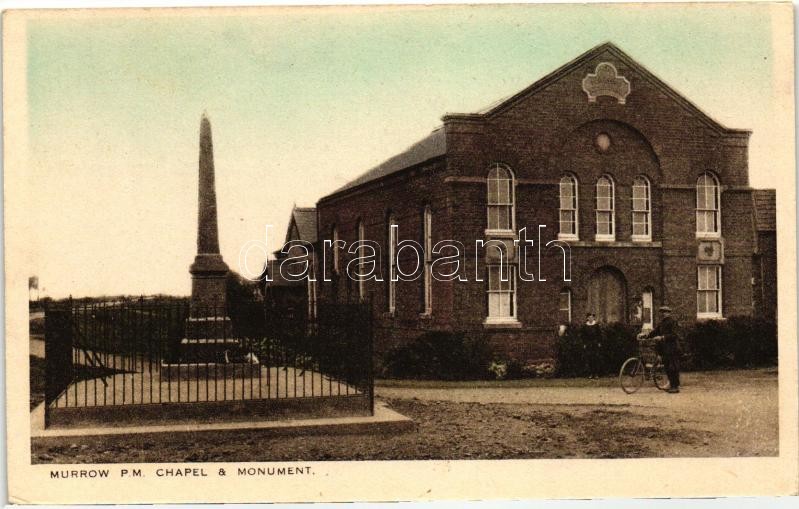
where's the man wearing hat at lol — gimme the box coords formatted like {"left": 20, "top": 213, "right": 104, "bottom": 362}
{"left": 644, "top": 305, "right": 681, "bottom": 393}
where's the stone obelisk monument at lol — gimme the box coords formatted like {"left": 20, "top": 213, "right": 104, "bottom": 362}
{"left": 183, "top": 114, "right": 233, "bottom": 357}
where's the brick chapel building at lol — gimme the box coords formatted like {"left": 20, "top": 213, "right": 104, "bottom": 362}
{"left": 311, "top": 42, "right": 777, "bottom": 363}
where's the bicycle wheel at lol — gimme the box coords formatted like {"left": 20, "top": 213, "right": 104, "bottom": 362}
{"left": 652, "top": 357, "right": 670, "bottom": 391}
{"left": 619, "top": 357, "right": 644, "bottom": 394}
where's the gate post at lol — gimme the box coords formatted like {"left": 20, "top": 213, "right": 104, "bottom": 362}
{"left": 44, "top": 305, "right": 74, "bottom": 428}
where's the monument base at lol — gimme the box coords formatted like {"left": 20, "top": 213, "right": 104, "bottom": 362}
{"left": 160, "top": 360, "right": 261, "bottom": 380}
{"left": 178, "top": 337, "right": 242, "bottom": 363}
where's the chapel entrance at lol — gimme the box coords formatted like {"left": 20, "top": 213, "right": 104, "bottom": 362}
{"left": 587, "top": 267, "right": 627, "bottom": 323}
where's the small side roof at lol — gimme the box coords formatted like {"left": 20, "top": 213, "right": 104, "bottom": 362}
{"left": 290, "top": 207, "right": 317, "bottom": 244}
{"left": 753, "top": 189, "right": 776, "bottom": 231}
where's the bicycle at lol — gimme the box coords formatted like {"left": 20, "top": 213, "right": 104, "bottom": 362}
{"left": 619, "top": 335, "right": 670, "bottom": 394}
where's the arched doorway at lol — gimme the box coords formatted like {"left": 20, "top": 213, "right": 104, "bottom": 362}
{"left": 587, "top": 267, "right": 627, "bottom": 323}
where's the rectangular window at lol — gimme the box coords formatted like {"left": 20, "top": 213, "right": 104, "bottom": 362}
{"left": 388, "top": 221, "right": 397, "bottom": 313}
{"left": 697, "top": 265, "right": 722, "bottom": 318}
{"left": 641, "top": 290, "right": 653, "bottom": 329}
{"left": 423, "top": 207, "right": 433, "bottom": 314}
{"left": 487, "top": 265, "right": 516, "bottom": 320}
{"left": 307, "top": 277, "right": 318, "bottom": 333}
{"left": 558, "top": 289, "right": 571, "bottom": 324}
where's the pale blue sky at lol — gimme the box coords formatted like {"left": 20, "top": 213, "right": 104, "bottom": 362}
{"left": 25, "top": 4, "right": 780, "bottom": 298}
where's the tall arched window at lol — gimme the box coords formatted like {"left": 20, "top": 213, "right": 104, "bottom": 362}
{"left": 423, "top": 205, "right": 433, "bottom": 314}
{"left": 487, "top": 164, "right": 514, "bottom": 232}
{"left": 357, "top": 220, "right": 365, "bottom": 301}
{"left": 595, "top": 174, "right": 615, "bottom": 241}
{"left": 696, "top": 172, "right": 720, "bottom": 236}
{"left": 631, "top": 176, "right": 651, "bottom": 241}
{"left": 332, "top": 226, "right": 340, "bottom": 274}
{"left": 559, "top": 175, "right": 579, "bottom": 240}
{"left": 387, "top": 215, "right": 397, "bottom": 313}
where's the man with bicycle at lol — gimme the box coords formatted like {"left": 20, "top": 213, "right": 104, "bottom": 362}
{"left": 641, "top": 305, "right": 681, "bottom": 393}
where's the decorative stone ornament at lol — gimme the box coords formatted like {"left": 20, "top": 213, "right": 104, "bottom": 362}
{"left": 697, "top": 240, "right": 724, "bottom": 263}
{"left": 582, "top": 62, "right": 631, "bottom": 104}
{"left": 595, "top": 132, "right": 612, "bottom": 152}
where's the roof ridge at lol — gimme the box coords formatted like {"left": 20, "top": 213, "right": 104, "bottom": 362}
{"left": 445, "top": 41, "right": 748, "bottom": 136}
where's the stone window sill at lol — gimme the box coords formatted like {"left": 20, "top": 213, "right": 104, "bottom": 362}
{"left": 483, "top": 319, "right": 522, "bottom": 329}
{"left": 484, "top": 229, "right": 517, "bottom": 239}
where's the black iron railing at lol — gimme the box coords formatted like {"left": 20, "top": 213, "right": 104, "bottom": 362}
{"left": 43, "top": 298, "right": 373, "bottom": 417}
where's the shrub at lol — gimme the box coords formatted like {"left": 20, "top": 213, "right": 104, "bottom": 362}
{"left": 555, "top": 323, "right": 638, "bottom": 377}
{"left": 226, "top": 271, "right": 265, "bottom": 338}
{"left": 683, "top": 316, "right": 776, "bottom": 370}
{"left": 29, "top": 316, "right": 45, "bottom": 335}
{"left": 382, "top": 331, "right": 493, "bottom": 380}
{"left": 488, "top": 360, "right": 508, "bottom": 380}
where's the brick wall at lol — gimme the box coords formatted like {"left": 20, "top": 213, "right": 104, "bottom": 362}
{"left": 754, "top": 231, "right": 778, "bottom": 320}
{"left": 315, "top": 45, "right": 760, "bottom": 365}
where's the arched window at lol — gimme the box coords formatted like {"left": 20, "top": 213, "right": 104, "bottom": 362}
{"left": 423, "top": 205, "right": 433, "bottom": 314}
{"left": 558, "top": 288, "right": 572, "bottom": 324}
{"left": 631, "top": 176, "right": 651, "bottom": 241}
{"left": 595, "top": 175, "right": 615, "bottom": 241}
{"left": 696, "top": 172, "right": 720, "bottom": 236}
{"left": 387, "top": 215, "right": 397, "bottom": 313}
{"left": 487, "top": 164, "right": 514, "bottom": 232}
{"left": 357, "top": 220, "right": 365, "bottom": 301}
{"left": 559, "top": 175, "right": 579, "bottom": 240}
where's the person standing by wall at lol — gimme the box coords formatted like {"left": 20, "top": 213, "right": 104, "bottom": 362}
{"left": 583, "top": 313, "right": 602, "bottom": 378}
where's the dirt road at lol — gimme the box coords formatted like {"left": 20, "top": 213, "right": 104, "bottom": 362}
{"left": 377, "top": 369, "right": 778, "bottom": 457}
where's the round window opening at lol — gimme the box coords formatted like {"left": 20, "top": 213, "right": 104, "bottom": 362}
{"left": 596, "top": 133, "right": 612, "bottom": 152}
